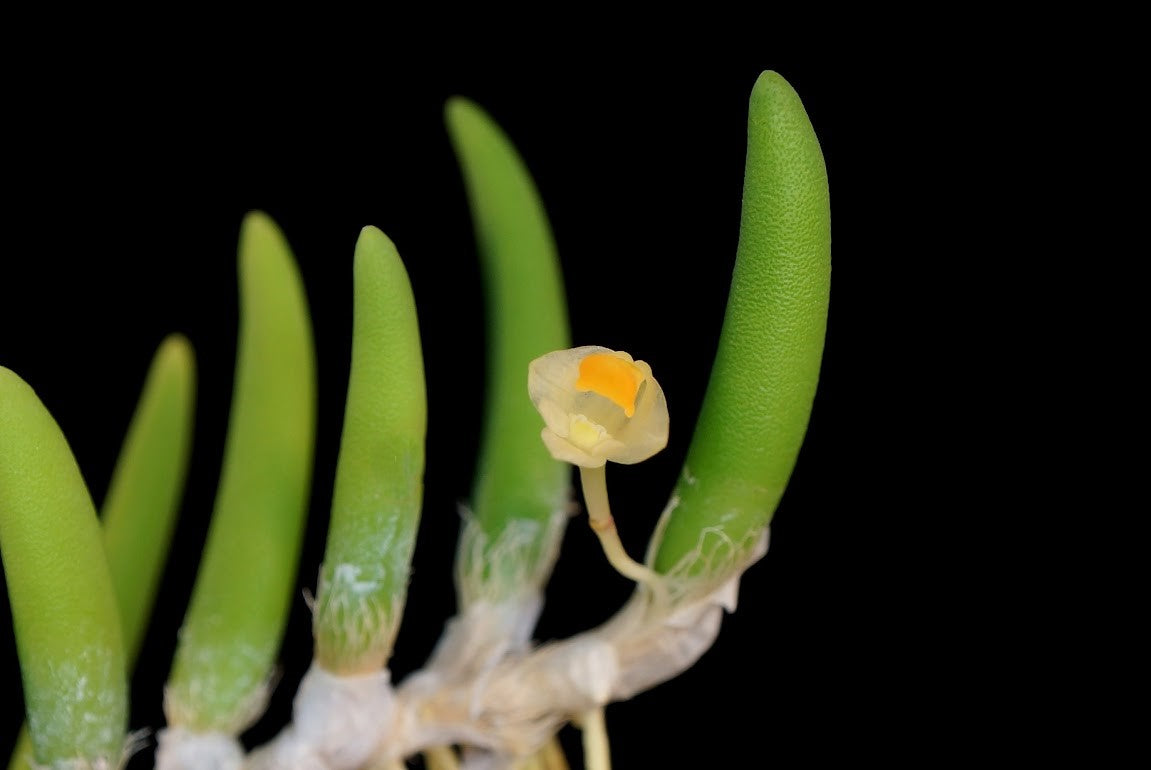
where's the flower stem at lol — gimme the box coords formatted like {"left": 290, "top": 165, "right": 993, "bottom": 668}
{"left": 424, "top": 745, "right": 461, "bottom": 770}
{"left": 541, "top": 737, "right": 571, "bottom": 770}
{"left": 578, "top": 466, "right": 661, "bottom": 591}
{"left": 577, "top": 708, "right": 611, "bottom": 770}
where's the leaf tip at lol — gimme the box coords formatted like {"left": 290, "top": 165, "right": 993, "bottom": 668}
{"left": 240, "top": 209, "right": 278, "bottom": 239}
{"left": 157, "top": 333, "right": 195, "bottom": 372}
{"left": 750, "top": 70, "right": 810, "bottom": 117}
{"left": 0, "top": 365, "right": 30, "bottom": 397}
{"left": 238, "top": 210, "right": 290, "bottom": 272}
{"left": 357, "top": 225, "right": 398, "bottom": 255}
{"left": 444, "top": 95, "right": 480, "bottom": 125}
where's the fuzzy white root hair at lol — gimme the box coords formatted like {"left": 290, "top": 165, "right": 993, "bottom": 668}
{"left": 154, "top": 729, "right": 244, "bottom": 770}
{"left": 243, "top": 667, "right": 394, "bottom": 770}
{"left": 157, "top": 669, "right": 274, "bottom": 770}
{"left": 386, "top": 528, "right": 770, "bottom": 766}
{"left": 26, "top": 731, "right": 149, "bottom": 770}
{"left": 455, "top": 508, "right": 571, "bottom": 608}
{"left": 153, "top": 520, "right": 768, "bottom": 769}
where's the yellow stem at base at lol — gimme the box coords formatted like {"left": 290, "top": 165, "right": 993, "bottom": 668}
{"left": 541, "top": 736, "right": 571, "bottom": 770}
{"left": 425, "top": 745, "right": 461, "bottom": 770}
{"left": 576, "top": 709, "right": 611, "bottom": 770}
{"left": 513, "top": 736, "right": 570, "bottom": 770}
{"left": 514, "top": 754, "right": 544, "bottom": 770}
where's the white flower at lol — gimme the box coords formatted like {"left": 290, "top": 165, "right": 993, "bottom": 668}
{"left": 528, "top": 346, "right": 669, "bottom": 468}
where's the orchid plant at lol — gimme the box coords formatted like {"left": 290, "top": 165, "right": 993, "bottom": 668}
{"left": 0, "top": 71, "right": 830, "bottom": 770}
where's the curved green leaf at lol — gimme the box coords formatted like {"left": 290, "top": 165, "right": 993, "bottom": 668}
{"left": 103, "top": 333, "right": 196, "bottom": 661}
{"left": 653, "top": 71, "right": 831, "bottom": 580}
{"left": 0, "top": 368, "right": 128, "bottom": 767}
{"left": 446, "top": 98, "right": 571, "bottom": 603}
{"left": 313, "top": 227, "right": 426, "bottom": 674}
{"left": 8, "top": 334, "right": 196, "bottom": 770}
{"left": 165, "top": 211, "right": 316, "bottom": 733}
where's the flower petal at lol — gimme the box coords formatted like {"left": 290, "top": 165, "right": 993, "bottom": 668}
{"left": 607, "top": 375, "right": 669, "bottom": 464}
{"left": 540, "top": 428, "right": 607, "bottom": 468}
{"left": 528, "top": 346, "right": 669, "bottom": 468}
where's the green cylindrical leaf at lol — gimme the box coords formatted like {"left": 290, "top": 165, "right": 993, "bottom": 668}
{"left": 8, "top": 334, "right": 196, "bottom": 770}
{"left": 446, "top": 98, "right": 571, "bottom": 603}
{"left": 0, "top": 368, "right": 128, "bottom": 767}
{"left": 313, "top": 227, "right": 427, "bottom": 674}
{"left": 103, "top": 333, "right": 197, "bottom": 662}
{"left": 165, "top": 211, "right": 316, "bottom": 733}
{"left": 653, "top": 71, "right": 830, "bottom": 579}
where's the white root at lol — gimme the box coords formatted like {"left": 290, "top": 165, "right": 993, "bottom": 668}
{"left": 243, "top": 667, "right": 395, "bottom": 770}
{"left": 389, "top": 528, "right": 769, "bottom": 763}
{"left": 154, "top": 728, "right": 244, "bottom": 770}
{"left": 157, "top": 526, "right": 768, "bottom": 769}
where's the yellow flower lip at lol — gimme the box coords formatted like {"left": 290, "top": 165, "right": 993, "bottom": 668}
{"left": 576, "top": 353, "right": 645, "bottom": 417}
{"left": 568, "top": 413, "right": 609, "bottom": 449}
{"left": 528, "top": 345, "right": 669, "bottom": 468}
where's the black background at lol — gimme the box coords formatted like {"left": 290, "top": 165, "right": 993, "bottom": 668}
{"left": 0, "top": 55, "right": 894, "bottom": 766}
